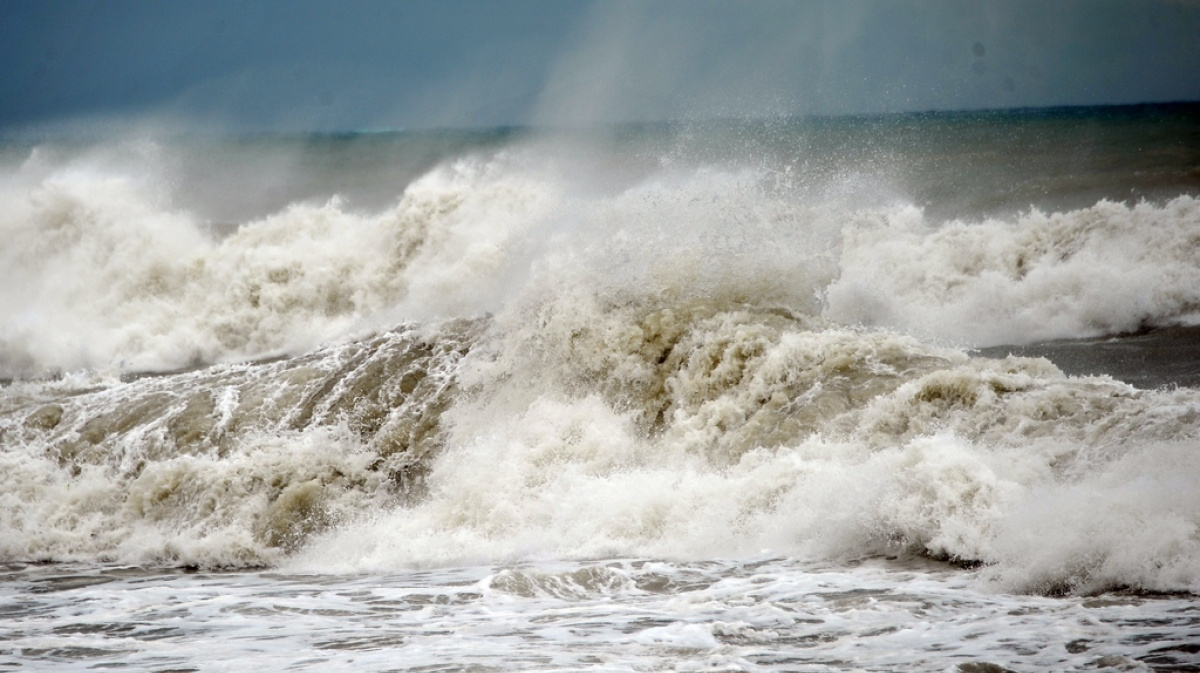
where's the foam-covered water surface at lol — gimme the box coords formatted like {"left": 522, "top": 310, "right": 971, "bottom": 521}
{"left": 2, "top": 558, "right": 1198, "bottom": 672}
{"left": 3, "top": 106, "right": 1200, "bottom": 670}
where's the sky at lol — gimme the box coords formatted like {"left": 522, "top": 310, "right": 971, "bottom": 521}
{"left": 2, "top": 0, "right": 1199, "bottom": 134}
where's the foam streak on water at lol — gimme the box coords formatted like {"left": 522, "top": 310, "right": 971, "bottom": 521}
{"left": 2, "top": 558, "right": 1198, "bottom": 673}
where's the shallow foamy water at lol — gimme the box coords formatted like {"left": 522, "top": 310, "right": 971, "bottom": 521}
{"left": 3, "top": 557, "right": 1198, "bottom": 672}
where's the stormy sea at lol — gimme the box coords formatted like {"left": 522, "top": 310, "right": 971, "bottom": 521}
{"left": 3, "top": 103, "right": 1200, "bottom": 672}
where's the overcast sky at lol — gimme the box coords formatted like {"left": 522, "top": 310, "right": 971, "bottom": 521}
{"left": 2, "top": 0, "right": 1199, "bottom": 133}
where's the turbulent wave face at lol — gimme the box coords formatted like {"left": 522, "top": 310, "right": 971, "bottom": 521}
{"left": 3, "top": 109, "right": 1200, "bottom": 595}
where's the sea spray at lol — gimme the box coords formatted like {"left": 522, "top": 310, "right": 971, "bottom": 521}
{"left": 6, "top": 134, "right": 1200, "bottom": 382}
{"left": 3, "top": 110, "right": 1200, "bottom": 600}
{"left": 827, "top": 196, "right": 1200, "bottom": 345}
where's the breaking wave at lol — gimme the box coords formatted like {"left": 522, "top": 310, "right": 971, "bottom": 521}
{"left": 4, "top": 141, "right": 1199, "bottom": 377}
{"left": 3, "top": 135, "right": 1200, "bottom": 595}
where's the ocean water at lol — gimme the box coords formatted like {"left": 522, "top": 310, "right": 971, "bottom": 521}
{"left": 2, "top": 104, "right": 1200, "bottom": 671}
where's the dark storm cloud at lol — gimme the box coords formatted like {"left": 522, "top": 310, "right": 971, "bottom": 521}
{"left": 1, "top": 0, "right": 1198, "bottom": 133}
{"left": 0, "top": 0, "right": 585, "bottom": 132}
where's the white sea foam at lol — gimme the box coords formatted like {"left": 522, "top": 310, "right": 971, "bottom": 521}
{"left": 826, "top": 196, "right": 1200, "bottom": 346}
{"left": 4, "top": 135, "right": 1200, "bottom": 597}
{"left": 0, "top": 146, "right": 554, "bottom": 376}
{"left": 292, "top": 296, "right": 1200, "bottom": 594}
{"left": 5, "top": 139, "right": 1199, "bottom": 380}
{"left": 6, "top": 558, "right": 1196, "bottom": 672}
{"left": 4, "top": 137, "right": 1200, "bottom": 378}
{"left": 6, "top": 284, "right": 1199, "bottom": 593}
